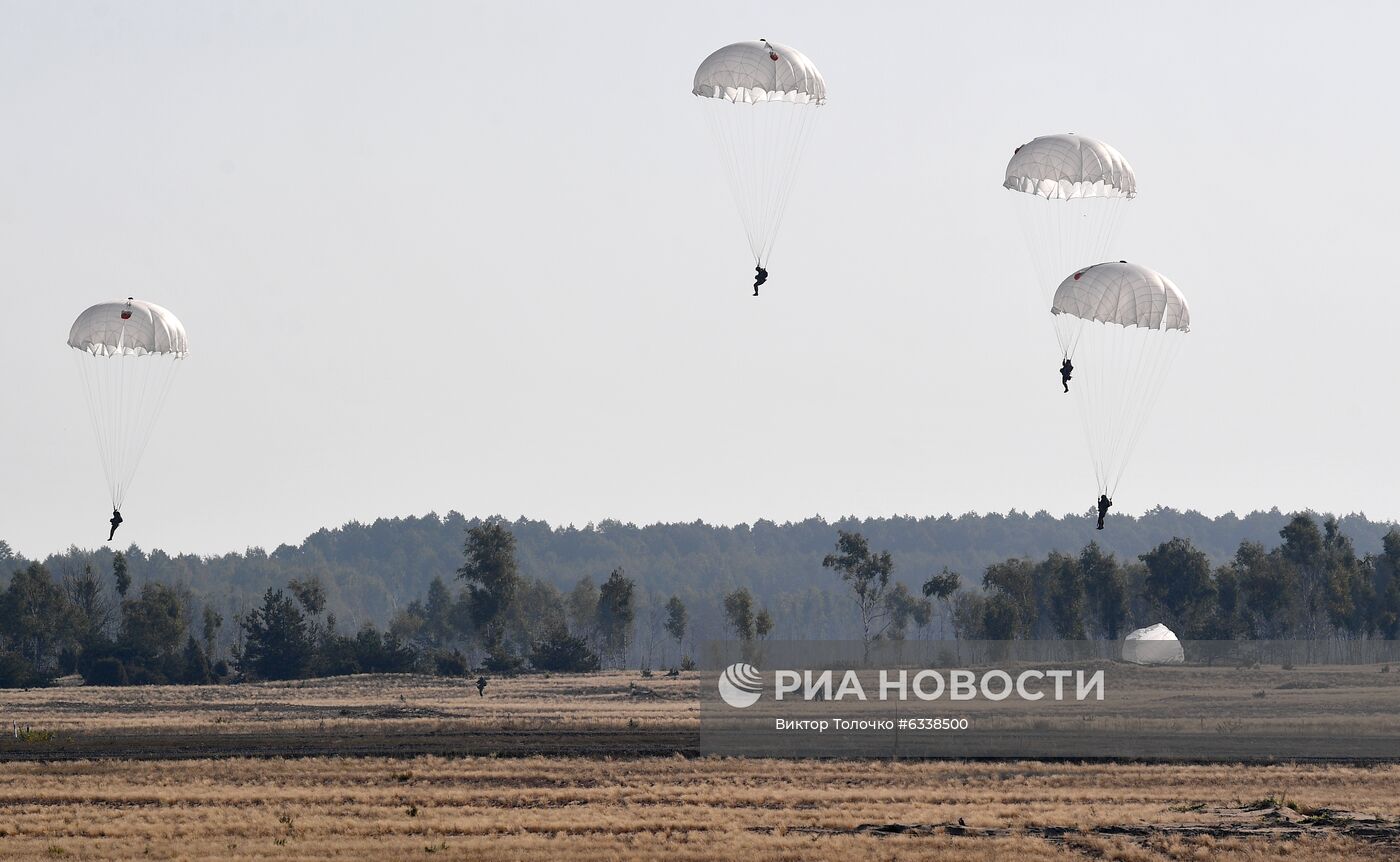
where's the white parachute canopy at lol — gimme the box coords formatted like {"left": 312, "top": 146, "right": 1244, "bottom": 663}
{"left": 1005, "top": 133, "right": 1136, "bottom": 355}
{"left": 693, "top": 39, "right": 825, "bottom": 270}
{"left": 68, "top": 298, "right": 188, "bottom": 509}
{"left": 1052, "top": 262, "right": 1189, "bottom": 497}
{"left": 1122, "top": 623, "right": 1185, "bottom": 665}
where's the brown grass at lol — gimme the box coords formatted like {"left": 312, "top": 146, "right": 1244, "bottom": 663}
{"left": 2, "top": 674, "right": 1398, "bottom": 859}
{"left": 1, "top": 756, "right": 1398, "bottom": 860}
{"left": 0, "top": 671, "right": 695, "bottom": 736}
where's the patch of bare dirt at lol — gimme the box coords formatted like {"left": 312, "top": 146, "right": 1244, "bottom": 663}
{"left": 751, "top": 804, "right": 1400, "bottom": 848}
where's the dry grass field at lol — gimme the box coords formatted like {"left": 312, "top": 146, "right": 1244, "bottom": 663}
{"left": 0, "top": 671, "right": 697, "bottom": 737}
{"left": 2, "top": 673, "right": 1399, "bottom": 860}
{"left": 3, "top": 756, "right": 1399, "bottom": 860}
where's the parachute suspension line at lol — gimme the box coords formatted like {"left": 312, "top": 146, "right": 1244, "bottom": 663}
{"left": 1071, "top": 323, "right": 1106, "bottom": 495}
{"left": 761, "top": 98, "right": 818, "bottom": 266}
{"left": 120, "top": 356, "right": 180, "bottom": 508}
{"left": 1069, "top": 322, "right": 1185, "bottom": 498}
{"left": 1065, "top": 317, "right": 1085, "bottom": 360}
{"left": 700, "top": 98, "right": 819, "bottom": 270}
{"left": 749, "top": 100, "right": 772, "bottom": 262}
{"left": 1011, "top": 193, "right": 1133, "bottom": 358}
{"left": 703, "top": 105, "right": 759, "bottom": 260}
{"left": 73, "top": 352, "right": 182, "bottom": 510}
{"left": 1092, "top": 197, "right": 1129, "bottom": 271}
{"left": 74, "top": 353, "right": 116, "bottom": 506}
{"left": 1107, "top": 333, "right": 1183, "bottom": 496}
{"left": 751, "top": 99, "right": 816, "bottom": 266}
{"left": 1011, "top": 197, "right": 1068, "bottom": 355}
{"left": 758, "top": 97, "right": 780, "bottom": 260}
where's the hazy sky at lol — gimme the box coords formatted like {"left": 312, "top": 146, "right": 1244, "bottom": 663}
{"left": 2, "top": 1, "right": 1397, "bottom": 557}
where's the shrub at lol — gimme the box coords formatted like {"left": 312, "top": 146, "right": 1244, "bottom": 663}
{"left": 482, "top": 640, "right": 525, "bottom": 675}
{"left": 84, "top": 657, "right": 128, "bottom": 687}
{"left": 434, "top": 650, "right": 470, "bottom": 677}
{"left": 180, "top": 637, "right": 212, "bottom": 685}
{"left": 125, "top": 665, "right": 168, "bottom": 686}
{"left": 529, "top": 626, "right": 599, "bottom": 673}
{"left": 0, "top": 650, "right": 43, "bottom": 688}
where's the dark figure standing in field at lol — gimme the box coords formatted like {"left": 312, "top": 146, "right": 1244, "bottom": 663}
{"left": 107, "top": 509, "right": 123, "bottom": 542}
{"left": 475, "top": 676, "right": 488, "bottom": 698}
{"left": 1061, "top": 358, "right": 1074, "bottom": 393}
{"left": 753, "top": 265, "right": 768, "bottom": 296}
{"left": 1096, "top": 495, "right": 1112, "bottom": 531}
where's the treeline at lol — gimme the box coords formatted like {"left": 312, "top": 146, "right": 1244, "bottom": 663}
{"left": 947, "top": 515, "right": 1400, "bottom": 643}
{"left": 4, "top": 508, "right": 1398, "bottom": 654}
{"left": 0, "top": 522, "right": 656, "bottom": 686}
{"left": 3, "top": 513, "right": 1398, "bottom": 687}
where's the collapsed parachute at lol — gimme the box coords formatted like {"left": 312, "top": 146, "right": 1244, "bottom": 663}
{"left": 1052, "top": 262, "right": 1188, "bottom": 496}
{"left": 1122, "top": 623, "right": 1185, "bottom": 665}
{"left": 1005, "top": 134, "right": 1136, "bottom": 354}
{"left": 68, "top": 298, "right": 188, "bottom": 509}
{"left": 693, "top": 39, "right": 825, "bottom": 280}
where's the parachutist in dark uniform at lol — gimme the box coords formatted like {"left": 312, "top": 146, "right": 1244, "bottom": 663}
{"left": 1096, "top": 495, "right": 1112, "bottom": 531}
{"left": 1061, "top": 358, "right": 1073, "bottom": 393}
{"left": 753, "top": 265, "right": 768, "bottom": 296}
{"left": 108, "top": 510, "right": 123, "bottom": 542}
{"left": 475, "top": 676, "right": 488, "bottom": 697}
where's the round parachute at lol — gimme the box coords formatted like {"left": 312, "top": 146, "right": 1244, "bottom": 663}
{"left": 693, "top": 40, "right": 825, "bottom": 273}
{"left": 1051, "top": 263, "right": 1189, "bottom": 497}
{"left": 1052, "top": 261, "right": 1189, "bottom": 333}
{"left": 68, "top": 298, "right": 187, "bottom": 509}
{"left": 1005, "top": 133, "right": 1137, "bottom": 354}
{"left": 692, "top": 40, "right": 827, "bottom": 105}
{"left": 1004, "top": 133, "right": 1136, "bottom": 200}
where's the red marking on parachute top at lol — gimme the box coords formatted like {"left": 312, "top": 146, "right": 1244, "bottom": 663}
{"left": 1073, "top": 272, "right": 1083, "bottom": 280}
{"left": 120, "top": 311, "right": 132, "bottom": 320}
{"left": 769, "top": 51, "right": 779, "bottom": 61}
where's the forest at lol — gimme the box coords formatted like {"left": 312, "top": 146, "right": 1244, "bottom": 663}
{"left": 2, "top": 508, "right": 1399, "bottom": 687}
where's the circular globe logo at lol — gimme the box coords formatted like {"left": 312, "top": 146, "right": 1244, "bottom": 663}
{"left": 717, "top": 662, "right": 763, "bottom": 708}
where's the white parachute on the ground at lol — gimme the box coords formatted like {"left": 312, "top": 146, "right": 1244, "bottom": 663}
{"left": 693, "top": 39, "right": 825, "bottom": 275}
{"left": 1052, "top": 261, "right": 1189, "bottom": 496}
{"left": 1005, "top": 133, "right": 1136, "bottom": 354}
{"left": 68, "top": 298, "right": 188, "bottom": 509}
{"left": 1122, "top": 623, "right": 1185, "bottom": 665}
